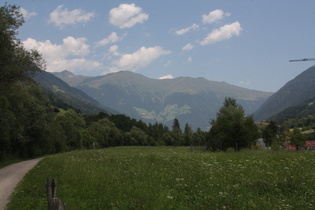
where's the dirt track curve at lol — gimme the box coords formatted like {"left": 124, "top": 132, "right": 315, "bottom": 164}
{"left": 0, "top": 158, "right": 43, "bottom": 210}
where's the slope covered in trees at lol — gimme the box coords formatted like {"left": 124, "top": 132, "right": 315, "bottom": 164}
{"left": 254, "top": 65, "right": 315, "bottom": 121}
{"left": 33, "top": 70, "right": 117, "bottom": 115}
{"left": 268, "top": 97, "right": 315, "bottom": 123}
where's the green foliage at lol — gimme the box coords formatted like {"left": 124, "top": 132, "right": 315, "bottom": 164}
{"left": 0, "top": 3, "right": 45, "bottom": 90}
{"left": 0, "top": 81, "right": 53, "bottom": 159}
{"left": 290, "top": 128, "right": 306, "bottom": 151}
{"left": 184, "top": 123, "right": 193, "bottom": 145}
{"left": 281, "top": 114, "right": 315, "bottom": 131}
{"left": 7, "top": 147, "right": 315, "bottom": 209}
{"left": 130, "top": 126, "right": 148, "bottom": 146}
{"left": 261, "top": 120, "right": 279, "bottom": 148}
{"left": 269, "top": 97, "right": 315, "bottom": 123}
{"left": 270, "top": 136, "right": 284, "bottom": 151}
{"left": 172, "top": 118, "right": 181, "bottom": 131}
{"left": 0, "top": 3, "right": 47, "bottom": 160}
{"left": 226, "top": 147, "right": 235, "bottom": 153}
{"left": 207, "top": 97, "right": 260, "bottom": 151}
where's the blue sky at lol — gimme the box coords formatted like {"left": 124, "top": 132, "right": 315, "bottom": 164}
{"left": 7, "top": 0, "right": 315, "bottom": 92}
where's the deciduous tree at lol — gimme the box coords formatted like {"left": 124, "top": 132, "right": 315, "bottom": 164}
{"left": 207, "top": 97, "right": 259, "bottom": 151}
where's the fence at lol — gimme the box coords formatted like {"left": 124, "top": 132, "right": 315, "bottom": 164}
{"left": 46, "top": 177, "right": 66, "bottom": 210}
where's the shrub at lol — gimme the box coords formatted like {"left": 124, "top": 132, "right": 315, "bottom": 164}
{"left": 226, "top": 147, "right": 235, "bottom": 153}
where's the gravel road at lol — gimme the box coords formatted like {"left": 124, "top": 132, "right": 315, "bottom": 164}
{"left": 0, "top": 158, "right": 43, "bottom": 210}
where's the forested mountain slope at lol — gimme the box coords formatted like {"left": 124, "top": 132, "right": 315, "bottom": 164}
{"left": 254, "top": 65, "right": 315, "bottom": 121}
{"left": 33, "top": 70, "right": 117, "bottom": 114}
{"left": 268, "top": 96, "right": 315, "bottom": 123}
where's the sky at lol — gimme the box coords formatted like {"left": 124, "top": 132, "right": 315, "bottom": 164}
{"left": 6, "top": 0, "right": 315, "bottom": 92}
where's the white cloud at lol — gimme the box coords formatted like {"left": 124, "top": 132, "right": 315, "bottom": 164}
{"left": 202, "top": 9, "right": 230, "bottom": 24}
{"left": 49, "top": 58, "right": 101, "bottom": 73}
{"left": 108, "top": 45, "right": 121, "bottom": 56}
{"left": 109, "top": 3, "right": 149, "bottom": 29}
{"left": 200, "top": 22, "right": 242, "bottom": 46}
{"left": 175, "top": 23, "right": 199, "bottom": 35}
{"left": 110, "top": 46, "right": 171, "bottom": 72}
{"left": 187, "top": 57, "right": 192, "bottom": 62}
{"left": 182, "top": 43, "right": 194, "bottom": 51}
{"left": 23, "top": 36, "right": 101, "bottom": 72}
{"left": 159, "top": 74, "right": 174, "bottom": 79}
{"left": 20, "top": 8, "right": 37, "bottom": 19}
{"left": 95, "top": 32, "right": 124, "bottom": 47}
{"left": 49, "top": 5, "right": 95, "bottom": 28}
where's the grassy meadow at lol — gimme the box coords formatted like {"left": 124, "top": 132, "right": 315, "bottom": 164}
{"left": 6, "top": 147, "right": 315, "bottom": 209}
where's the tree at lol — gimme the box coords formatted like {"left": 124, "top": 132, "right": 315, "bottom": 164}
{"left": 161, "top": 132, "right": 175, "bottom": 146}
{"left": 184, "top": 123, "right": 193, "bottom": 146}
{"left": 0, "top": 4, "right": 46, "bottom": 160}
{"left": 172, "top": 118, "right": 181, "bottom": 131}
{"left": 171, "top": 118, "right": 183, "bottom": 145}
{"left": 0, "top": 4, "right": 44, "bottom": 90}
{"left": 262, "top": 120, "right": 279, "bottom": 148}
{"left": 207, "top": 97, "right": 259, "bottom": 151}
{"left": 55, "top": 109, "right": 85, "bottom": 150}
{"left": 290, "top": 128, "right": 306, "bottom": 151}
{"left": 243, "top": 115, "right": 260, "bottom": 148}
{"left": 130, "top": 126, "right": 148, "bottom": 146}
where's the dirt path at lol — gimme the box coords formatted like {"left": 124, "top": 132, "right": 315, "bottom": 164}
{"left": 0, "top": 158, "right": 43, "bottom": 210}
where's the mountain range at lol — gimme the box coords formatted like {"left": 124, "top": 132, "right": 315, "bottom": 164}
{"left": 53, "top": 70, "right": 272, "bottom": 130}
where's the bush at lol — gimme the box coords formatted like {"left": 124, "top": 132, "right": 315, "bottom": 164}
{"left": 271, "top": 141, "right": 282, "bottom": 151}
{"left": 226, "top": 147, "right": 235, "bottom": 153}
{"left": 252, "top": 144, "right": 263, "bottom": 150}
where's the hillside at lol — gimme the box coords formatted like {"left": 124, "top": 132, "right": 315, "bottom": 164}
{"left": 33, "top": 70, "right": 117, "bottom": 115}
{"left": 254, "top": 65, "right": 315, "bottom": 121}
{"left": 54, "top": 70, "right": 272, "bottom": 130}
{"left": 268, "top": 97, "right": 315, "bottom": 122}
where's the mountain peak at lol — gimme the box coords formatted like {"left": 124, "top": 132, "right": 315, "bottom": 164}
{"left": 57, "top": 70, "right": 75, "bottom": 78}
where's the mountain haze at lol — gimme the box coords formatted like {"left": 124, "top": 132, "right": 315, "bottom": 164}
{"left": 254, "top": 65, "right": 315, "bottom": 121}
{"left": 55, "top": 71, "right": 272, "bottom": 130}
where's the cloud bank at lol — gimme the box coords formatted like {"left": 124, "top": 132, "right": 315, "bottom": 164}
{"left": 23, "top": 36, "right": 101, "bottom": 72}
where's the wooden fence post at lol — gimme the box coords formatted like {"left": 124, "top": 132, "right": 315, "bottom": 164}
{"left": 46, "top": 177, "right": 66, "bottom": 210}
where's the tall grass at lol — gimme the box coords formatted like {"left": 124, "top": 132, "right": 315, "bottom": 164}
{"left": 7, "top": 147, "right": 315, "bottom": 209}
